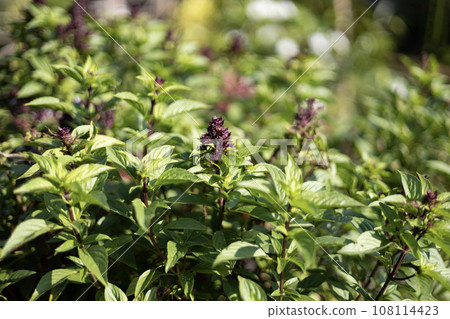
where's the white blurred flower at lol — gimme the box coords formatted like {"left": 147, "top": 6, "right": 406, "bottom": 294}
{"left": 93, "top": 0, "right": 130, "bottom": 19}
{"left": 308, "top": 32, "right": 330, "bottom": 56}
{"left": 390, "top": 78, "right": 409, "bottom": 99}
{"left": 256, "top": 24, "right": 283, "bottom": 45}
{"left": 275, "top": 37, "right": 299, "bottom": 60}
{"left": 330, "top": 31, "right": 350, "bottom": 55}
{"left": 308, "top": 31, "right": 350, "bottom": 56}
{"left": 246, "top": 0, "right": 298, "bottom": 21}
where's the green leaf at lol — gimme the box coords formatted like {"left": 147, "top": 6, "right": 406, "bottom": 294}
{"left": 418, "top": 174, "right": 432, "bottom": 195}
{"left": 65, "top": 164, "right": 113, "bottom": 185}
{"left": 29, "top": 153, "right": 54, "bottom": 174}
{"left": 427, "top": 160, "right": 450, "bottom": 177}
{"left": 304, "top": 191, "right": 363, "bottom": 208}
{"left": 72, "top": 190, "right": 110, "bottom": 210}
{"left": 425, "top": 221, "right": 450, "bottom": 256}
{"left": 152, "top": 168, "right": 198, "bottom": 189}
{"left": 142, "top": 287, "right": 157, "bottom": 301}
{"left": 54, "top": 240, "right": 78, "bottom": 255}
{"left": 399, "top": 171, "right": 422, "bottom": 201}
{"left": 133, "top": 198, "right": 168, "bottom": 232}
{"left": 53, "top": 64, "right": 84, "bottom": 83}
{"left": 30, "top": 268, "right": 78, "bottom": 300}
{"left": 26, "top": 96, "right": 74, "bottom": 114}
{"left": 213, "top": 241, "right": 267, "bottom": 267}
{"left": 284, "top": 154, "right": 302, "bottom": 194}
{"left": 400, "top": 231, "right": 420, "bottom": 258}
{"left": 161, "top": 100, "right": 209, "bottom": 119}
{"left": 1, "top": 219, "right": 62, "bottom": 260}
{"left": 106, "top": 147, "right": 139, "bottom": 182}
{"left": 421, "top": 265, "right": 450, "bottom": 291}
{"left": 238, "top": 276, "right": 267, "bottom": 301}
{"left": 259, "top": 163, "right": 287, "bottom": 206}
{"left": 338, "top": 231, "right": 383, "bottom": 255}
{"left": 14, "top": 177, "right": 58, "bottom": 194}
{"left": 235, "top": 205, "right": 284, "bottom": 225}
{"left": 316, "top": 236, "right": 351, "bottom": 247}
{"left": 17, "top": 81, "right": 44, "bottom": 98}
{"left": 78, "top": 245, "right": 108, "bottom": 286}
{"left": 0, "top": 270, "right": 36, "bottom": 293}
{"left": 105, "top": 283, "right": 128, "bottom": 301}
{"left": 166, "top": 218, "right": 206, "bottom": 231}
{"left": 379, "top": 202, "right": 401, "bottom": 228}
{"left": 115, "top": 92, "right": 148, "bottom": 117}
{"left": 289, "top": 229, "right": 316, "bottom": 269}
{"left": 180, "top": 271, "right": 195, "bottom": 300}
{"left": 212, "top": 231, "right": 227, "bottom": 251}
{"left": 135, "top": 269, "right": 157, "bottom": 297}
{"left": 165, "top": 241, "right": 187, "bottom": 273}
{"left": 89, "top": 135, "right": 124, "bottom": 151}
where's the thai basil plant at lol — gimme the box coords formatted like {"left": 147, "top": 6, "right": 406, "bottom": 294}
{"left": 0, "top": 1, "right": 449, "bottom": 301}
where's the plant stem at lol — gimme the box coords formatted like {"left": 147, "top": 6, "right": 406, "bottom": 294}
{"left": 375, "top": 247, "right": 410, "bottom": 300}
{"left": 217, "top": 189, "right": 226, "bottom": 230}
{"left": 392, "top": 273, "right": 416, "bottom": 281}
{"left": 64, "top": 193, "right": 83, "bottom": 248}
{"left": 63, "top": 194, "right": 101, "bottom": 290}
{"left": 141, "top": 177, "right": 166, "bottom": 261}
{"left": 142, "top": 177, "right": 149, "bottom": 207}
{"left": 279, "top": 219, "right": 290, "bottom": 301}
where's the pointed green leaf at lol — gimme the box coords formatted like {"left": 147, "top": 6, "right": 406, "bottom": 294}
{"left": 399, "top": 171, "right": 422, "bottom": 201}
{"left": 135, "top": 269, "right": 158, "bottom": 297}
{"left": 213, "top": 241, "right": 267, "bottom": 267}
{"left": 30, "top": 268, "right": 78, "bottom": 300}
{"left": 152, "top": 168, "right": 198, "bottom": 189}
{"left": 238, "top": 276, "right": 267, "bottom": 301}
{"left": 78, "top": 245, "right": 108, "bottom": 286}
{"left": 14, "top": 177, "right": 58, "bottom": 194}
{"left": 165, "top": 241, "right": 187, "bottom": 272}
{"left": 105, "top": 283, "right": 128, "bottom": 301}
{"left": 162, "top": 100, "right": 209, "bottom": 119}
{"left": 1, "top": 219, "right": 62, "bottom": 260}
{"left": 65, "top": 164, "right": 113, "bottom": 185}
{"left": 180, "top": 271, "right": 195, "bottom": 300}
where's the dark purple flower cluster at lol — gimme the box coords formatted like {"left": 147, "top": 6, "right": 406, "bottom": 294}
{"left": 424, "top": 189, "right": 438, "bottom": 208}
{"left": 155, "top": 76, "right": 165, "bottom": 86}
{"left": 294, "top": 98, "right": 317, "bottom": 130}
{"left": 200, "top": 116, "right": 234, "bottom": 162}
{"left": 54, "top": 127, "right": 74, "bottom": 146}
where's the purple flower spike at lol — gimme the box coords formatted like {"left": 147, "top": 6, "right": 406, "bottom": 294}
{"left": 294, "top": 98, "right": 317, "bottom": 130}
{"left": 54, "top": 127, "right": 74, "bottom": 146}
{"left": 424, "top": 189, "right": 438, "bottom": 208}
{"left": 155, "top": 76, "right": 165, "bottom": 86}
{"left": 200, "top": 116, "right": 234, "bottom": 162}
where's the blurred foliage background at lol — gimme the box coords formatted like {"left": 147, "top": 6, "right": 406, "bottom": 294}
{"left": 1, "top": 0, "right": 449, "bottom": 188}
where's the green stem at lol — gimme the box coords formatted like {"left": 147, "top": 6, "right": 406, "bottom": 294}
{"left": 375, "top": 247, "right": 409, "bottom": 300}
{"left": 279, "top": 219, "right": 290, "bottom": 301}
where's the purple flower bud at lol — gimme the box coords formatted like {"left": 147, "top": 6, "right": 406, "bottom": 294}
{"left": 200, "top": 116, "right": 234, "bottom": 162}
{"left": 424, "top": 189, "right": 438, "bottom": 208}
{"left": 52, "top": 127, "right": 74, "bottom": 146}
{"left": 294, "top": 98, "right": 317, "bottom": 130}
{"left": 155, "top": 76, "right": 165, "bottom": 86}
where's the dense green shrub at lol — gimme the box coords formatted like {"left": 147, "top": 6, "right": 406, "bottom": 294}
{"left": 0, "top": 1, "right": 448, "bottom": 301}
